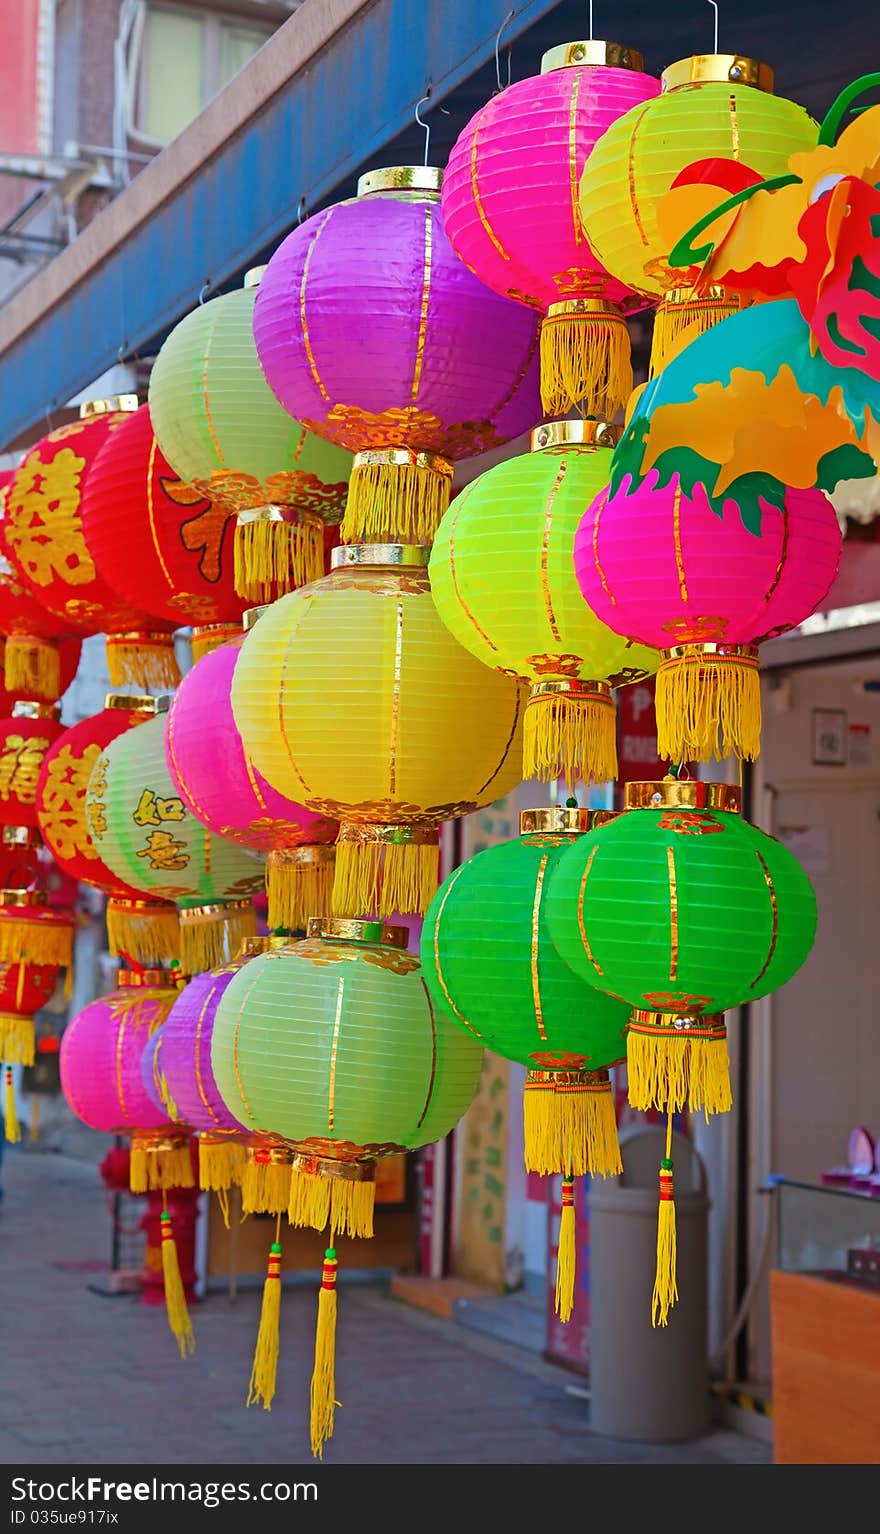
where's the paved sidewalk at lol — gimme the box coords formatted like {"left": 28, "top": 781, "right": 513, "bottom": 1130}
{"left": 0, "top": 1148, "right": 770, "bottom": 1466}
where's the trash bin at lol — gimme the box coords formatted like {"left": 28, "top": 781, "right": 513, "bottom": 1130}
{"left": 589, "top": 1124, "right": 710, "bottom": 1442}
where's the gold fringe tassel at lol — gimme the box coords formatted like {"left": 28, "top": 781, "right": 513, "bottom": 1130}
{"left": 267, "top": 847, "right": 335, "bottom": 932}
{"left": 4, "top": 1066, "right": 20, "bottom": 1143}
{"left": 0, "top": 920, "right": 73, "bottom": 972}
{"left": 523, "top": 1070, "right": 622, "bottom": 1178}
{"left": 241, "top": 1154, "right": 292, "bottom": 1217}
{"left": 627, "top": 1023, "right": 732, "bottom": 1118}
{"left": 649, "top": 290, "right": 741, "bottom": 376}
{"left": 332, "top": 836, "right": 438, "bottom": 919}
{"left": 555, "top": 1176, "right": 576, "bottom": 1323}
{"left": 310, "top": 1248, "right": 339, "bottom": 1459}
{"left": 198, "top": 1136, "right": 246, "bottom": 1194}
{"left": 656, "top": 648, "right": 761, "bottom": 763}
{"left": 178, "top": 901, "right": 257, "bottom": 975}
{"left": 651, "top": 1112, "right": 678, "bottom": 1327}
{"left": 160, "top": 1207, "right": 195, "bottom": 1358}
{"left": 247, "top": 1226, "right": 283, "bottom": 1410}
{"left": 4, "top": 636, "right": 61, "bottom": 702}
{"left": 524, "top": 685, "right": 617, "bottom": 789}
{"left": 539, "top": 302, "right": 632, "bottom": 418}
{"left": 0, "top": 1013, "right": 34, "bottom": 1066}
{"left": 106, "top": 900, "right": 180, "bottom": 966}
{"left": 341, "top": 458, "right": 452, "bottom": 545}
{"left": 105, "top": 635, "right": 181, "bottom": 692}
{"left": 288, "top": 1166, "right": 375, "bottom": 1239}
{"left": 234, "top": 513, "right": 323, "bottom": 603}
{"left": 129, "top": 1136, "right": 195, "bottom": 1194}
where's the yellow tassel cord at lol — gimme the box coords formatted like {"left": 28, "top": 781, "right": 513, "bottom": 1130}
{"left": 234, "top": 512, "right": 323, "bottom": 603}
{"left": 106, "top": 900, "right": 180, "bottom": 966}
{"left": 539, "top": 302, "right": 632, "bottom": 419}
{"left": 310, "top": 1248, "right": 339, "bottom": 1460}
{"left": 0, "top": 920, "right": 73, "bottom": 973}
{"left": 129, "top": 1136, "right": 195, "bottom": 1194}
{"left": 247, "top": 1217, "right": 283, "bottom": 1411}
{"left": 288, "top": 1165, "right": 375, "bottom": 1239}
{"left": 341, "top": 458, "right": 452, "bottom": 545}
{"left": 652, "top": 1111, "right": 678, "bottom": 1328}
{"left": 627, "top": 1020, "right": 732, "bottom": 1118}
{"left": 160, "top": 1206, "right": 196, "bottom": 1359}
{"left": 4, "top": 636, "right": 61, "bottom": 702}
{"left": 656, "top": 648, "right": 762, "bottom": 764}
{"left": 523, "top": 1070, "right": 622, "bottom": 1178}
{"left": 241, "top": 1154, "right": 292, "bottom": 1217}
{"left": 649, "top": 290, "right": 741, "bottom": 377}
{"left": 105, "top": 636, "right": 181, "bottom": 692}
{"left": 178, "top": 901, "right": 257, "bottom": 976}
{"left": 555, "top": 1176, "right": 576, "bottom": 1323}
{"left": 332, "top": 836, "right": 439, "bottom": 919}
{"left": 4, "top": 1066, "right": 20, "bottom": 1144}
{"left": 524, "top": 686, "right": 617, "bottom": 790}
{"left": 0, "top": 1013, "right": 34, "bottom": 1067}
{"left": 266, "top": 847, "right": 335, "bottom": 932}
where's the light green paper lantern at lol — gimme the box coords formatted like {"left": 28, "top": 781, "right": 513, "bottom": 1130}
{"left": 545, "top": 779, "right": 818, "bottom": 1117}
{"left": 85, "top": 707, "right": 263, "bottom": 974}
{"left": 429, "top": 421, "right": 658, "bottom": 789}
{"left": 147, "top": 271, "right": 352, "bottom": 602}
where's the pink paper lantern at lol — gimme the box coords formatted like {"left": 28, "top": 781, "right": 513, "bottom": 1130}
{"left": 574, "top": 472, "right": 842, "bottom": 762}
{"left": 442, "top": 41, "right": 659, "bottom": 418}
{"left": 252, "top": 165, "right": 541, "bottom": 545}
{"left": 60, "top": 980, "right": 175, "bottom": 1134}
{"left": 165, "top": 636, "right": 337, "bottom": 931}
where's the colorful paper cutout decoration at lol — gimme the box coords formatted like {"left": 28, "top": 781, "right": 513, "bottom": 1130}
{"left": 441, "top": 40, "right": 659, "bottom": 418}
{"left": 429, "top": 421, "right": 658, "bottom": 789}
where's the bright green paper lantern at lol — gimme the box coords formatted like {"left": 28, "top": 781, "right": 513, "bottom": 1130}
{"left": 147, "top": 270, "right": 352, "bottom": 603}
{"left": 429, "top": 420, "right": 658, "bottom": 788}
{"left": 546, "top": 779, "right": 818, "bottom": 1118}
{"left": 85, "top": 707, "right": 263, "bottom": 974}
{"left": 421, "top": 804, "right": 628, "bottom": 1180}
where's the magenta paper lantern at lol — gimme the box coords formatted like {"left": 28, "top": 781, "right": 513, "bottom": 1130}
{"left": 252, "top": 164, "right": 541, "bottom": 544}
{"left": 442, "top": 41, "right": 659, "bottom": 418}
{"left": 60, "top": 979, "right": 174, "bottom": 1134}
{"left": 165, "top": 635, "right": 337, "bottom": 930}
{"left": 574, "top": 472, "right": 842, "bottom": 762}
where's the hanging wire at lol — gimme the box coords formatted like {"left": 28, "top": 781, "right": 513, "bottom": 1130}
{"left": 414, "top": 92, "right": 449, "bottom": 166}
{"left": 707, "top": 0, "right": 719, "bottom": 53}
{"left": 589, "top": 0, "right": 594, "bottom": 41}
{"left": 198, "top": 280, "right": 212, "bottom": 306}
{"left": 494, "top": 9, "right": 515, "bottom": 92}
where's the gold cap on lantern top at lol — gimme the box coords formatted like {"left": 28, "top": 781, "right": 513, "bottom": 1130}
{"left": 1, "top": 826, "right": 40, "bottom": 849}
{"left": 242, "top": 605, "right": 270, "bottom": 631}
{"left": 661, "top": 54, "right": 774, "bottom": 93}
{"left": 244, "top": 266, "right": 266, "bottom": 288}
{"left": 541, "top": 40, "right": 645, "bottom": 73}
{"left": 624, "top": 779, "right": 742, "bottom": 813}
{"left": 306, "top": 916, "right": 409, "bottom": 950}
{"left": 331, "top": 543, "right": 431, "bottom": 570}
{"left": 520, "top": 805, "right": 617, "bottom": 836}
{"left": 79, "top": 395, "right": 139, "bottom": 419}
{"left": 104, "top": 693, "right": 159, "bottom": 713}
{"left": 12, "top": 700, "right": 61, "bottom": 720}
{"left": 153, "top": 694, "right": 173, "bottom": 714}
{"left": 116, "top": 968, "right": 179, "bottom": 989}
{"left": 357, "top": 165, "right": 444, "bottom": 199}
{"left": 531, "top": 419, "right": 621, "bottom": 452}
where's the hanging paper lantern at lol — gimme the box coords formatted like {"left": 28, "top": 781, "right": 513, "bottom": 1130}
{"left": 545, "top": 778, "right": 816, "bottom": 1322}
{"left": 430, "top": 420, "right": 658, "bottom": 787}
{"left": 4, "top": 399, "right": 180, "bottom": 689}
{"left": 81, "top": 400, "right": 248, "bottom": 659}
{"left": 579, "top": 53, "right": 817, "bottom": 372}
{"left": 212, "top": 917, "right": 482, "bottom": 1453}
{"left": 253, "top": 165, "right": 541, "bottom": 546}
{"left": 0, "top": 890, "right": 72, "bottom": 1066}
{"left": 421, "top": 804, "right": 628, "bottom": 1321}
{"left": 232, "top": 544, "right": 525, "bottom": 918}
{"left": 35, "top": 694, "right": 179, "bottom": 963}
{"left": 148, "top": 272, "right": 351, "bottom": 605}
{"left": 0, "top": 468, "right": 82, "bottom": 702}
{"left": 84, "top": 707, "right": 263, "bottom": 972}
{"left": 442, "top": 40, "right": 658, "bottom": 418}
{"left": 574, "top": 471, "right": 841, "bottom": 762}
{"left": 165, "top": 633, "right": 337, "bottom": 930}
{"left": 0, "top": 703, "right": 65, "bottom": 828}
{"left": 0, "top": 943, "right": 60, "bottom": 1067}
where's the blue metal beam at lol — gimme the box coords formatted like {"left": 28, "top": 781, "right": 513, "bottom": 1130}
{"left": 0, "top": 0, "right": 565, "bottom": 448}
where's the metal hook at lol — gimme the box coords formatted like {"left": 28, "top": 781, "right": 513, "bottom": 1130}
{"left": 296, "top": 195, "right": 306, "bottom": 226}
{"left": 415, "top": 93, "right": 432, "bottom": 166}
{"left": 495, "top": 9, "right": 515, "bottom": 92}
{"left": 707, "top": 0, "right": 719, "bottom": 54}
{"left": 198, "top": 280, "right": 212, "bottom": 306}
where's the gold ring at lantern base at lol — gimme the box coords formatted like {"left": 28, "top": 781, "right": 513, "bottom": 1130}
{"left": 357, "top": 164, "right": 443, "bottom": 198}
{"left": 1, "top": 826, "right": 41, "bottom": 849}
{"left": 11, "top": 700, "right": 61, "bottom": 720}
{"left": 331, "top": 543, "right": 431, "bottom": 570}
{"left": 131, "top": 1130, "right": 190, "bottom": 1153}
{"left": 179, "top": 897, "right": 254, "bottom": 923}
{"left": 628, "top": 1008, "right": 726, "bottom": 1040}
{"left": 103, "top": 693, "right": 157, "bottom": 713}
{"left": 530, "top": 419, "right": 621, "bottom": 452}
{"left": 662, "top": 643, "right": 759, "bottom": 667}
{"left": 276, "top": 844, "right": 336, "bottom": 871}
{"left": 293, "top": 1137, "right": 407, "bottom": 1161}
{"left": 190, "top": 623, "right": 244, "bottom": 648}
{"left": 336, "top": 823, "right": 440, "bottom": 849}
{"left": 305, "top": 915, "right": 408, "bottom": 949}
{"left": 106, "top": 631, "right": 176, "bottom": 649}
{"left": 246, "top": 1141, "right": 294, "bottom": 1168}
{"left": 623, "top": 780, "right": 742, "bottom": 813}
{"left": 236, "top": 504, "right": 323, "bottom": 530}
{"left": 519, "top": 805, "right": 616, "bottom": 836}
{"left": 290, "top": 1152, "right": 377, "bottom": 1185}
{"left": 351, "top": 448, "right": 454, "bottom": 480}
{"left": 545, "top": 298, "right": 628, "bottom": 324}
{"left": 116, "top": 968, "right": 179, "bottom": 989}
{"left": 664, "top": 285, "right": 736, "bottom": 309}
{"left": 525, "top": 1067, "right": 617, "bottom": 1091}
{"left": 0, "top": 888, "right": 46, "bottom": 908}
{"left": 530, "top": 678, "right": 613, "bottom": 704}
{"left": 541, "top": 39, "right": 645, "bottom": 73}
{"left": 661, "top": 54, "right": 774, "bottom": 92}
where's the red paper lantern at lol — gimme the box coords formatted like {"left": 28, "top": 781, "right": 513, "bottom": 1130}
{"left": 0, "top": 704, "right": 65, "bottom": 829}
{"left": 0, "top": 889, "right": 73, "bottom": 1065}
{"left": 0, "top": 473, "right": 82, "bottom": 702}
{"left": 4, "top": 401, "right": 180, "bottom": 689}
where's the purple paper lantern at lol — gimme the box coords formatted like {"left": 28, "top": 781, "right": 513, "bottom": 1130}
{"left": 253, "top": 164, "right": 542, "bottom": 544}
{"left": 161, "top": 965, "right": 250, "bottom": 1195}
{"left": 140, "top": 1023, "right": 171, "bottom": 1117}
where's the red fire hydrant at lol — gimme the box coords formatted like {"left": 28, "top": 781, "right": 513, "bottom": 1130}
{"left": 140, "top": 1188, "right": 199, "bottom": 1306}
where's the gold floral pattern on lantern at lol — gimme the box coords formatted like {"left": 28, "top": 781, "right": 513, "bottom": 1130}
{"left": 159, "top": 476, "right": 233, "bottom": 584}
{"left": 302, "top": 404, "right": 503, "bottom": 460}
{"left": 5, "top": 450, "right": 96, "bottom": 589}
{"left": 0, "top": 734, "right": 51, "bottom": 803}
{"left": 38, "top": 743, "right": 102, "bottom": 863}
{"left": 184, "top": 469, "right": 348, "bottom": 524}
{"left": 657, "top": 811, "right": 724, "bottom": 836}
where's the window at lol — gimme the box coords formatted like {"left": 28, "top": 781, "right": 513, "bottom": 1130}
{"left": 135, "top": 5, "right": 273, "bottom": 145}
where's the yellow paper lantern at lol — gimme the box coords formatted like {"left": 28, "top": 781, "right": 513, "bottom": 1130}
{"left": 579, "top": 54, "right": 817, "bottom": 370}
{"left": 232, "top": 544, "right": 525, "bottom": 917}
